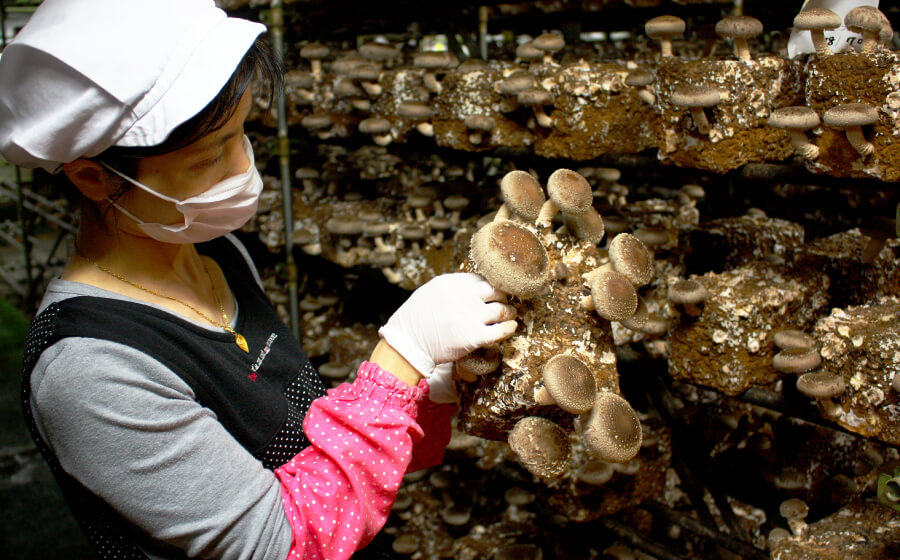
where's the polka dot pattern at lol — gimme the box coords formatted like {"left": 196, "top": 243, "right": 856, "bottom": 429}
{"left": 273, "top": 361, "right": 453, "bottom": 560}
{"left": 21, "top": 304, "right": 149, "bottom": 559}
{"left": 258, "top": 361, "right": 326, "bottom": 469}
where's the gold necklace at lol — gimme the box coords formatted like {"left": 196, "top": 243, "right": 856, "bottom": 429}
{"left": 79, "top": 252, "right": 250, "bottom": 353}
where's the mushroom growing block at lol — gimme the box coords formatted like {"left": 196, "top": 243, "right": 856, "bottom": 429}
{"left": 655, "top": 56, "right": 803, "bottom": 172}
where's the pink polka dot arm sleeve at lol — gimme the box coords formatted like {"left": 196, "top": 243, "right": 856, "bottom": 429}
{"left": 273, "top": 361, "right": 452, "bottom": 559}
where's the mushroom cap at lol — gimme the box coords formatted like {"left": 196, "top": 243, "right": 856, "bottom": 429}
{"left": 632, "top": 226, "right": 669, "bottom": 248}
{"left": 470, "top": 219, "right": 550, "bottom": 298}
{"left": 331, "top": 54, "right": 365, "bottom": 75}
{"left": 590, "top": 267, "right": 638, "bottom": 322}
{"left": 773, "top": 329, "right": 815, "bottom": 351}
{"left": 507, "top": 416, "right": 571, "bottom": 478}
{"left": 715, "top": 15, "right": 764, "bottom": 39}
{"left": 398, "top": 223, "right": 426, "bottom": 240}
{"left": 797, "top": 371, "right": 846, "bottom": 399}
{"left": 465, "top": 114, "right": 497, "bottom": 131}
{"left": 577, "top": 460, "right": 615, "bottom": 485}
{"left": 793, "top": 8, "right": 842, "bottom": 31}
{"left": 515, "top": 41, "right": 545, "bottom": 61}
{"left": 494, "top": 544, "right": 544, "bottom": 560}
{"left": 286, "top": 69, "right": 314, "bottom": 89}
{"left": 768, "top": 106, "right": 821, "bottom": 130}
{"left": 413, "top": 51, "right": 458, "bottom": 70}
{"left": 518, "top": 87, "right": 553, "bottom": 106}
{"left": 680, "top": 184, "right": 706, "bottom": 199}
{"left": 668, "top": 278, "right": 710, "bottom": 305}
{"left": 582, "top": 391, "right": 643, "bottom": 463}
{"left": 295, "top": 167, "right": 320, "bottom": 180}
{"left": 391, "top": 534, "right": 419, "bottom": 554}
{"left": 625, "top": 69, "right": 654, "bottom": 87}
{"left": 547, "top": 169, "right": 593, "bottom": 215}
{"left": 845, "top": 6, "right": 887, "bottom": 34}
{"left": 532, "top": 32, "right": 565, "bottom": 53}
{"left": 504, "top": 486, "right": 535, "bottom": 505}
{"left": 359, "top": 117, "right": 392, "bottom": 135}
{"left": 500, "top": 170, "right": 546, "bottom": 221}
{"left": 822, "top": 103, "right": 878, "bottom": 127}
{"left": 609, "top": 233, "right": 654, "bottom": 286}
{"left": 443, "top": 194, "right": 471, "bottom": 211}
{"left": 440, "top": 504, "right": 472, "bottom": 526}
{"left": 671, "top": 85, "right": 722, "bottom": 108}
{"left": 458, "top": 58, "right": 489, "bottom": 73}
{"left": 428, "top": 216, "right": 453, "bottom": 230}
{"left": 499, "top": 71, "right": 537, "bottom": 95}
{"left": 541, "top": 354, "right": 598, "bottom": 414}
{"left": 595, "top": 167, "right": 622, "bottom": 182}
{"left": 602, "top": 215, "right": 630, "bottom": 236}
{"left": 620, "top": 295, "right": 649, "bottom": 331}
{"left": 300, "top": 42, "right": 330, "bottom": 59}
{"left": 359, "top": 41, "right": 399, "bottom": 62}
{"left": 334, "top": 79, "right": 365, "bottom": 98}
{"left": 325, "top": 217, "right": 363, "bottom": 235}
{"left": 779, "top": 498, "right": 810, "bottom": 521}
{"left": 301, "top": 113, "right": 333, "bottom": 129}
{"left": 456, "top": 344, "right": 502, "bottom": 377}
{"left": 367, "top": 251, "right": 397, "bottom": 266}
{"left": 563, "top": 208, "right": 605, "bottom": 245}
{"left": 772, "top": 347, "right": 822, "bottom": 373}
{"left": 645, "top": 15, "right": 686, "bottom": 38}
{"left": 349, "top": 63, "right": 381, "bottom": 82}
{"left": 396, "top": 101, "right": 434, "bottom": 121}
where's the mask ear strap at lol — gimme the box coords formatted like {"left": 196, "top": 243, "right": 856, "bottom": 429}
{"left": 100, "top": 162, "right": 181, "bottom": 204}
{"left": 105, "top": 197, "right": 145, "bottom": 225}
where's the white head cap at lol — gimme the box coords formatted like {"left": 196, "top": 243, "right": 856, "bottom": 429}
{"left": 0, "top": 0, "right": 265, "bottom": 172}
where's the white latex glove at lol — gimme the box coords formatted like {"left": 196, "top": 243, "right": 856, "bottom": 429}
{"left": 425, "top": 363, "right": 457, "bottom": 404}
{"left": 379, "top": 272, "right": 517, "bottom": 399}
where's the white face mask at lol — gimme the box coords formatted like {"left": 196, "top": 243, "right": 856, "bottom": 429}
{"left": 103, "top": 134, "right": 263, "bottom": 244}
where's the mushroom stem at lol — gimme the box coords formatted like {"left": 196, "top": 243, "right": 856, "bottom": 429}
{"left": 845, "top": 125, "right": 874, "bottom": 156}
{"left": 382, "top": 267, "right": 403, "bottom": 284}
{"left": 536, "top": 199, "right": 558, "bottom": 226}
{"left": 789, "top": 130, "right": 819, "bottom": 160}
{"left": 469, "top": 131, "right": 485, "bottom": 145}
{"left": 787, "top": 518, "right": 808, "bottom": 537}
{"left": 373, "top": 132, "right": 393, "bottom": 146}
{"left": 580, "top": 295, "right": 595, "bottom": 311}
{"left": 424, "top": 71, "right": 442, "bottom": 94}
{"left": 533, "top": 106, "right": 554, "bottom": 128}
{"left": 861, "top": 32, "right": 879, "bottom": 54}
{"left": 416, "top": 122, "right": 434, "bottom": 137}
{"left": 689, "top": 107, "right": 712, "bottom": 135}
{"left": 311, "top": 60, "right": 322, "bottom": 82}
{"left": 360, "top": 81, "right": 382, "bottom": 97}
{"left": 637, "top": 89, "right": 656, "bottom": 106}
{"left": 430, "top": 232, "right": 444, "bottom": 247}
{"left": 494, "top": 204, "right": 512, "bottom": 221}
{"left": 534, "top": 385, "right": 556, "bottom": 406}
{"left": 820, "top": 398, "right": 841, "bottom": 417}
{"left": 734, "top": 38, "right": 752, "bottom": 61}
{"left": 660, "top": 40, "right": 673, "bottom": 58}
{"left": 373, "top": 236, "right": 392, "bottom": 253}
{"left": 810, "top": 30, "right": 832, "bottom": 57}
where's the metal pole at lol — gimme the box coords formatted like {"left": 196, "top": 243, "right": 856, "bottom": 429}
{"left": 269, "top": 0, "right": 300, "bottom": 340}
{"left": 478, "top": 6, "right": 488, "bottom": 60}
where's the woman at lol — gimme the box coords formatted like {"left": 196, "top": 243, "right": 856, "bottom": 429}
{"left": 0, "top": 1, "right": 517, "bottom": 558}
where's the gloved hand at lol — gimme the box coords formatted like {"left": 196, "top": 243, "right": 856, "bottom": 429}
{"left": 379, "top": 272, "right": 517, "bottom": 401}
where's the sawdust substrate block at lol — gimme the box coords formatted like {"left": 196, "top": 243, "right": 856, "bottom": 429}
{"left": 771, "top": 501, "right": 900, "bottom": 560}
{"left": 815, "top": 296, "right": 900, "bottom": 446}
{"left": 687, "top": 214, "right": 806, "bottom": 271}
{"left": 668, "top": 260, "right": 831, "bottom": 395}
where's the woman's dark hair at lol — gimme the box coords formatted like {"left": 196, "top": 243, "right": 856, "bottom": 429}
{"left": 59, "top": 35, "right": 283, "bottom": 214}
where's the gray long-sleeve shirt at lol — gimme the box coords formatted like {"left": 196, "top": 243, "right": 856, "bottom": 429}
{"left": 29, "top": 235, "right": 293, "bottom": 559}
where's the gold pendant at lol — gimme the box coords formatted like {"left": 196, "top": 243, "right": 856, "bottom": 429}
{"left": 234, "top": 333, "right": 249, "bottom": 353}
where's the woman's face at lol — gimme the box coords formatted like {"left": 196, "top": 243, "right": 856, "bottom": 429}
{"left": 113, "top": 90, "right": 254, "bottom": 231}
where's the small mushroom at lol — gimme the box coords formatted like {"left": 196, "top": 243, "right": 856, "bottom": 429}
{"left": 671, "top": 85, "right": 722, "bottom": 136}
{"left": 773, "top": 329, "right": 815, "bottom": 351}
{"left": 440, "top": 504, "right": 472, "bottom": 526}
{"left": 645, "top": 15, "right": 685, "bottom": 58}
{"left": 517, "top": 87, "right": 554, "bottom": 128}
{"left": 498, "top": 70, "right": 536, "bottom": 112}
{"left": 334, "top": 78, "right": 371, "bottom": 111}
{"left": 602, "top": 215, "right": 630, "bottom": 237}
{"left": 797, "top": 370, "right": 846, "bottom": 417}
{"left": 413, "top": 51, "right": 458, "bottom": 94}
{"left": 494, "top": 544, "right": 543, "bottom": 560}
{"left": 301, "top": 112, "right": 334, "bottom": 140}
{"left": 392, "top": 534, "right": 419, "bottom": 555}
{"left": 793, "top": 8, "right": 842, "bottom": 57}
{"left": 443, "top": 194, "right": 470, "bottom": 226}
{"left": 620, "top": 295, "right": 649, "bottom": 332}
{"left": 779, "top": 498, "right": 809, "bottom": 536}
{"left": 625, "top": 69, "right": 656, "bottom": 105}
{"left": 504, "top": 486, "right": 535, "bottom": 506}
{"left": 767, "top": 527, "right": 791, "bottom": 550}
{"left": 608, "top": 233, "right": 654, "bottom": 287}
{"left": 507, "top": 416, "right": 571, "bottom": 478}
{"left": 563, "top": 208, "right": 605, "bottom": 245}
{"left": 470, "top": 219, "right": 550, "bottom": 298}
{"left": 515, "top": 41, "right": 545, "bottom": 69}
{"left": 456, "top": 344, "right": 502, "bottom": 382}
{"left": 358, "top": 117, "right": 393, "bottom": 146}
{"left": 349, "top": 62, "right": 383, "bottom": 97}
{"left": 427, "top": 216, "right": 452, "bottom": 247}
{"left": 577, "top": 460, "right": 615, "bottom": 485}
{"left": 581, "top": 391, "right": 643, "bottom": 463}
{"left": 772, "top": 346, "right": 822, "bottom": 374}
{"left": 668, "top": 278, "right": 710, "bottom": 317}
{"left": 299, "top": 42, "right": 330, "bottom": 81}
{"left": 893, "top": 372, "right": 900, "bottom": 393}
{"left": 823, "top": 103, "right": 878, "bottom": 157}
{"left": 845, "top": 6, "right": 887, "bottom": 53}
{"left": 534, "top": 354, "right": 597, "bottom": 414}
{"left": 358, "top": 41, "right": 400, "bottom": 66}
{"left": 532, "top": 32, "right": 565, "bottom": 65}
{"left": 457, "top": 58, "right": 489, "bottom": 73}
{"left": 499, "top": 170, "right": 546, "bottom": 222}
{"left": 768, "top": 106, "right": 821, "bottom": 160}
{"left": 715, "top": 15, "right": 763, "bottom": 61}
{"left": 585, "top": 267, "right": 638, "bottom": 322}
{"left": 545, "top": 168, "right": 593, "bottom": 216}
{"left": 397, "top": 101, "right": 434, "bottom": 137}
{"left": 464, "top": 115, "right": 497, "bottom": 146}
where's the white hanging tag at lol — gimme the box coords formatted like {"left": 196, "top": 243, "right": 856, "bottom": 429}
{"left": 787, "top": 0, "right": 881, "bottom": 58}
